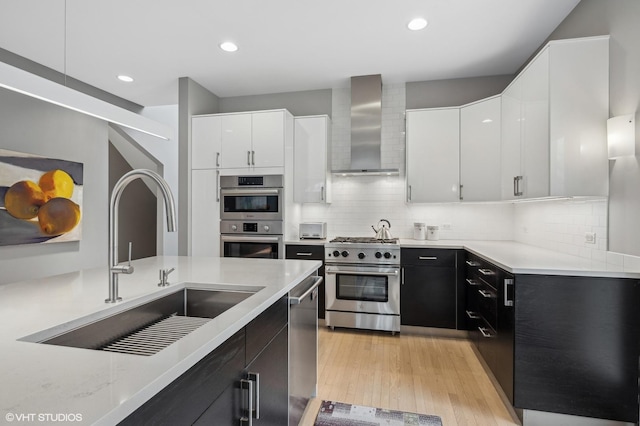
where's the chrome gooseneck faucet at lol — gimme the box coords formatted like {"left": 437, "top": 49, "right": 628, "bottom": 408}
{"left": 106, "top": 169, "right": 177, "bottom": 303}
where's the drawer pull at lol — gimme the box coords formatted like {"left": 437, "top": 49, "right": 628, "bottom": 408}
{"left": 465, "top": 260, "right": 480, "bottom": 266}
{"left": 419, "top": 256, "right": 437, "bottom": 260}
{"left": 478, "top": 289, "right": 493, "bottom": 298}
{"left": 504, "top": 278, "right": 514, "bottom": 307}
{"left": 478, "top": 327, "right": 494, "bottom": 338}
{"left": 466, "top": 278, "right": 481, "bottom": 286}
{"left": 478, "top": 268, "right": 495, "bottom": 276}
{"left": 296, "top": 252, "right": 313, "bottom": 256}
{"left": 466, "top": 310, "right": 481, "bottom": 319}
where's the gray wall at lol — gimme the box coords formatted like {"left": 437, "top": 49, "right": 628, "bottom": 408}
{"left": 0, "top": 88, "right": 108, "bottom": 285}
{"left": 178, "top": 77, "right": 220, "bottom": 255}
{"left": 546, "top": 0, "right": 640, "bottom": 256}
{"left": 108, "top": 143, "right": 157, "bottom": 261}
{"left": 406, "top": 75, "right": 513, "bottom": 109}
{"left": 219, "top": 89, "right": 332, "bottom": 116}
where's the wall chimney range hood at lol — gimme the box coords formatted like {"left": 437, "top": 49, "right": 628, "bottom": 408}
{"left": 332, "top": 75, "right": 399, "bottom": 176}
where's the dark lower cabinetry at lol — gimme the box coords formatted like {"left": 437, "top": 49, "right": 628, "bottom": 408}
{"left": 120, "top": 295, "right": 289, "bottom": 426}
{"left": 514, "top": 274, "right": 639, "bottom": 422}
{"left": 400, "top": 248, "right": 464, "bottom": 329}
{"left": 286, "top": 244, "right": 325, "bottom": 319}
{"left": 465, "top": 251, "right": 640, "bottom": 423}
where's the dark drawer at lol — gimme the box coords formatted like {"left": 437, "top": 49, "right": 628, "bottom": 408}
{"left": 245, "top": 295, "right": 288, "bottom": 366}
{"left": 401, "top": 248, "right": 456, "bottom": 267}
{"left": 285, "top": 244, "right": 324, "bottom": 260}
{"left": 476, "top": 282, "right": 497, "bottom": 330}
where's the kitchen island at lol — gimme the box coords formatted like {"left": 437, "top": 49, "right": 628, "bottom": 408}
{"left": 0, "top": 256, "right": 321, "bottom": 425}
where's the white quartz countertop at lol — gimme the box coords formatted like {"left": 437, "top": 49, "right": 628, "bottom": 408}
{"left": 0, "top": 256, "right": 321, "bottom": 426}
{"left": 399, "top": 239, "right": 640, "bottom": 278}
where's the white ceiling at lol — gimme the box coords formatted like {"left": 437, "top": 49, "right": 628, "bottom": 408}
{"left": 0, "top": 0, "right": 580, "bottom": 107}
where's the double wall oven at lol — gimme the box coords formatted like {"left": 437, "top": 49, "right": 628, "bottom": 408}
{"left": 220, "top": 175, "right": 284, "bottom": 259}
{"left": 324, "top": 237, "right": 401, "bottom": 334}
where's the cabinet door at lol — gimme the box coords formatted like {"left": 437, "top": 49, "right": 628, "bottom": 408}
{"left": 406, "top": 109, "right": 460, "bottom": 202}
{"left": 495, "top": 270, "right": 514, "bottom": 404}
{"left": 192, "top": 115, "right": 221, "bottom": 169}
{"left": 520, "top": 48, "right": 549, "bottom": 198}
{"left": 460, "top": 97, "right": 502, "bottom": 201}
{"left": 220, "top": 113, "right": 252, "bottom": 168}
{"left": 401, "top": 265, "right": 457, "bottom": 328}
{"left": 294, "top": 116, "right": 330, "bottom": 203}
{"left": 191, "top": 169, "right": 220, "bottom": 257}
{"left": 549, "top": 37, "right": 609, "bottom": 197}
{"left": 500, "top": 79, "right": 523, "bottom": 200}
{"left": 246, "top": 326, "right": 289, "bottom": 426}
{"left": 252, "top": 111, "right": 285, "bottom": 168}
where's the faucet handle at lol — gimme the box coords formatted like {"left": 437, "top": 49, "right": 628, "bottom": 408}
{"left": 158, "top": 267, "right": 175, "bottom": 287}
{"left": 111, "top": 241, "right": 134, "bottom": 274}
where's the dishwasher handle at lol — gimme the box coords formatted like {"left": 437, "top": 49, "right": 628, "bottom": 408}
{"left": 289, "top": 276, "right": 323, "bottom": 305}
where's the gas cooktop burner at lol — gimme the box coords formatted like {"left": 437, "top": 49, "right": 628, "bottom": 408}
{"left": 330, "top": 237, "right": 398, "bottom": 244}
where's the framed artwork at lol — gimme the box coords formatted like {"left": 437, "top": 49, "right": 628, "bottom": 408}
{"left": 0, "top": 149, "right": 83, "bottom": 246}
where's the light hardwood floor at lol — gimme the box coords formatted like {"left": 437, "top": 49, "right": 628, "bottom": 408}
{"left": 299, "top": 326, "right": 520, "bottom": 426}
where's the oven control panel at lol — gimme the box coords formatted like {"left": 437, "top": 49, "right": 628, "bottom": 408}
{"left": 220, "top": 220, "right": 283, "bottom": 235}
{"left": 325, "top": 244, "right": 400, "bottom": 265}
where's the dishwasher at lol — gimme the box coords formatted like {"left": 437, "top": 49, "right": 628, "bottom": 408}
{"left": 289, "top": 275, "right": 323, "bottom": 426}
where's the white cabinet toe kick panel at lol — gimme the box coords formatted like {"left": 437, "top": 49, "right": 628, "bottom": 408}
{"left": 325, "top": 311, "right": 400, "bottom": 334}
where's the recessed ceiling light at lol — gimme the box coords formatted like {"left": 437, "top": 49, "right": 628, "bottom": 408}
{"left": 408, "top": 17, "right": 428, "bottom": 31}
{"left": 220, "top": 41, "right": 238, "bottom": 52}
{"left": 117, "top": 75, "right": 134, "bottom": 83}
{"left": 482, "top": 119, "right": 493, "bottom": 123}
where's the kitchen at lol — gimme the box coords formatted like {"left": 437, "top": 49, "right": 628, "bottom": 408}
{"left": 1, "top": 1, "right": 640, "bottom": 425}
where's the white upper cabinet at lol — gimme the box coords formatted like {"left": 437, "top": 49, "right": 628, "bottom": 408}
{"left": 501, "top": 47, "right": 550, "bottom": 200}
{"left": 406, "top": 108, "right": 460, "bottom": 203}
{"left": 193, "top": 109, "right": 291, "bottom": 171}
{"left": 294, "top": 115, "right": 332, "bottom": 203}
{"left": 460, "top": 96, "right": 502, "bottom": 201}
{"left": 191, "top": 115, "right": 221, "bottom": 169}
{"left": 501, "top": 36, "right": 609, "bottom": 200}
{"left": 548, "top": 37, "right": 609, "bottom": 197}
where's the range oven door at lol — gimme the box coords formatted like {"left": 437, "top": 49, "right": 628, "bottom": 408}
{"left": 220, "top": 188, "right": 283, "bottom": 221}
{"left": 221, "top": 235, "right": 283, "bottom": 259}
{"left": 325, "top": 264, "right": 400, "bottom": 315}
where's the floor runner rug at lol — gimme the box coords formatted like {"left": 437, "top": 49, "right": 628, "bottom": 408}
{"left": 314, "top": 400, "right": 443, "bottom": 426}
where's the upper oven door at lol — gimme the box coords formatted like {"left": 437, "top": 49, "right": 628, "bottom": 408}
{"left": 220, "top": 187, "right": 283, "bottom": 220}
{"left": 325, "top": 265, "right": 400, "bottom": 315}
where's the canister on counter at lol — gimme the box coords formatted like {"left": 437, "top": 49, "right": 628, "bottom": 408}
{"left": 426, "top": 225, "right": 440, "bottom": 241}
{"left": 413, "top": 222, "right": 426, "bottom": 240}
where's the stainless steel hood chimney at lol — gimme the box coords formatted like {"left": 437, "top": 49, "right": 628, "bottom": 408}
{"left": 332, "top": 75, "right": 399, "bottom": 176}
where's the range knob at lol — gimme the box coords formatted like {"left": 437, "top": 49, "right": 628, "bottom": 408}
{"left": 263, "top": 225, "right": 270, "bottom": 232}
{"left": 375, "top": 251, "right": 382, "bottom": 259}
{"left": 384, "top": 252, "right": 392, "bottom": 259}
{"left": 231, "top": 224, "right": 237, "bottom": 231}
{"left": 332, "top": 250, "right": 340, "bottom": 257}
{"left": 358, "top": 252, "right": 366, "bottom": 259}
{"left": 341, "top": 250, "right": 349, "bottom": 258}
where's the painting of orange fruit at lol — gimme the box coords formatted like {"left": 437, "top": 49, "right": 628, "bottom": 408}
{"left": 0, "top": 149, "right": 83, "bottom": 246}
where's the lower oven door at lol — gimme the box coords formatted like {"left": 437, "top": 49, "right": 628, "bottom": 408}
{"left": 325, "top": 264, "right": 400, "bottom": 315}
{"left": 220, "top": 235, "right": 283, "bottom": 259}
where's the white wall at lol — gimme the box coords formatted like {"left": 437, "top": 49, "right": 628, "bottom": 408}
{"left": 0, "top": 88, "right": 108, "bottom": 285}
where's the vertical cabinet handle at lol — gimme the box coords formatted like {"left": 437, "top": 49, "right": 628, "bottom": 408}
{"left": 401, "top": 267, "right": 405, "bottom": 285}
{"left": 459, "top": 184, "right": 464, "bottom": 201}
{"left": 247, "top": 372, "right": 260, "bottom": 419}
{"left": 321, "top": 186, "right": 325, "bottom": 201}
{"left": 216, "top": 170, "right": 220, "bottom": 202}
{"left": 513, "top": 176, "right": 517, "bottom": 197}
{"left": 216, "top": 152, "right": 220, "bottom": 167}
{"left": 251, "top": 150, "right": 255, "bottom": 166}
{"left": 408, "top": 185, "right": 412, "bottom": 202}
{"left": 504, "top": 278, "right": 514, "bottom": 307}
{"left": 247, "top": 151, "right": 251, "bottom": 166}
{"left": 240, "top": 378, "right": 253, "bottom": 426}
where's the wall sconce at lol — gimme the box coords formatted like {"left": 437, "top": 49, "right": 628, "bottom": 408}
{"left": 607, "top": 114, "right": 635, "bottom": 159}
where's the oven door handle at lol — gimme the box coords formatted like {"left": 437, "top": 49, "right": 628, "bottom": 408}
{"left": 220, "top": 235, "right": 282, "bottom": 243}
{"left": 220, "top": 189, "right": 281, "bottom": 196}
{"left": 325, "top": 269, "right": 398, "bottom": 277}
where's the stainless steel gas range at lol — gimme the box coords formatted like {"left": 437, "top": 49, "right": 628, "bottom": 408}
{"left": 324, "top": 237, "right": 401, "bottom": 334}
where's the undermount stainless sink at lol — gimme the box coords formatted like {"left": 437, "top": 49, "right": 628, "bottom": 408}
{"left": 24, "top": 284, "right": 262, "bottom": 356}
